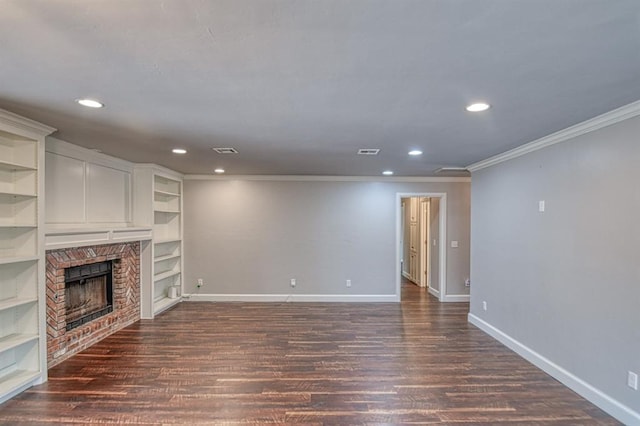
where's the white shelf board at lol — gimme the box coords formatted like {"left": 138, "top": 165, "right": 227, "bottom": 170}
{"left": 0, "top": 224, "right": 37, "bottom": 229}
{"left": 154, "top": 209, "right": 180, "bottom": 214}
{"left": 0, "top": 256, "right": 38, "bottom": 266}
{"left": 154, "top": 238, "right": 182, "bottom": 245}
{"left": 153, "top": 296, "right": 181, "bottom": 315}
{"left": 0, "top": 370, "right": 41, "bottom": 402}
{"left": 154, "top": 270, "right": 181, "bottom": 282}
{"left": 0, "top": 333, "right": 39, "bottom": 354}
{"left": 0, "top": 160, "right": 36, "bottom": 171}
{"left": 0, "top": 297, "right": 37, "bottom": 313}
{"left": 154, "top": 253, "right": 181, "bottom": 263}
{"left": 0, "top": 191, "right": 37, "bottom": 198}
{"left": 154, "top": 189, "right": 180, "bottom": 197}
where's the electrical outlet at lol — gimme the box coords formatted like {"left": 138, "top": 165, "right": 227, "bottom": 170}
{"left": 482, "top": 301, "right": 487, "bottom": 311}
{"left": 346, "top": 279, "right": 351, "bottom": 287}
{"left": 465, "top": 278, "right": 470, "bottom": 287}
{"left": 197, "top": 278, "right": 203, "bottom": 288}
{"left": 628, "top": 371, "right": 638, "bottom": 390}
{"left": 290, "top": 278, "right": 296, "bottom": 288}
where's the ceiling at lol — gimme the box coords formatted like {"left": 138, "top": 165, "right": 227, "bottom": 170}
{"left": 1, "top": 1, "right": 639, "bottom": 176}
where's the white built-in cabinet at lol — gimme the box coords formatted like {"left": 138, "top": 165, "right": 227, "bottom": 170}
{"left": 133, "top": 166, "right": 184, "bottom": 318}
{"left": 407, "top": 197, "right": 420, "bottom": 285}
{"left": 0, "top": 110, "right": 54, "bottom": 403}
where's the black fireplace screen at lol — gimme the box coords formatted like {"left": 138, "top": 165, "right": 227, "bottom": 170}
{"left": 64, "top": 261, "right": 113, "bottom": 331}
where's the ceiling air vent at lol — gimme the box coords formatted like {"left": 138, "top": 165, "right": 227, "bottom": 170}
{"left": 435, "top": 167, "right": 469, "bottom": 173}
{"left": 212, "top": 147, "right": 239, "bottom": 154}
{"left": 357, "top": 148, "right": 380, "bottom": 155}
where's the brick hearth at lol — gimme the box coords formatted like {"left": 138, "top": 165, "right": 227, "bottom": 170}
{"left": 45, "top": 242, "right": 140, "bottom": 367}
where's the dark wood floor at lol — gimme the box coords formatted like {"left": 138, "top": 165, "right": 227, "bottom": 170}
{"left": 0, "top": 280, "right": 619, "bottom": 424}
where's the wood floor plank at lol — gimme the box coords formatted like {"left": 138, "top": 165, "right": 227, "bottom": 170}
{"left": 0, "top": 280, "right": 621, "bottom": 424}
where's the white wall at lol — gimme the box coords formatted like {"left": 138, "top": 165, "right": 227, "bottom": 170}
{"left": 45, "top": 137, "right": 133, "bottom": 228}
{"left": 183, "top": 177, "right": 470, "bottom": 301}
{"left": 469, "top": 114, "right": 640, "bottom": 423}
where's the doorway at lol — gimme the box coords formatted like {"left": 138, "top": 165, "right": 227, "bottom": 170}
{"left": 397, "top": 193, "right": 447, "bottom": 301}
{"left": 400, "top": 196, "right": 426, "bottom": 288}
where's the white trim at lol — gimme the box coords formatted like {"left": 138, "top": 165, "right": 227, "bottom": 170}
{"left": 438, "top": 194, "right": 447, "bottom": 302}
{"left": 185, "top": 174, "right": 470, "bottom": 183}
{"left": 0, "top": 108, "right": 56, "bottom": 138}
{"left": 184, "top": 294, "right": 399, "bottom": 302}
{"left": 420, "top": 198, "right": 429, "bottom": 289}
{"left": 46, "top": 137, "right": 134, "bottom": 172}
{"left": 442, "top": 294, "right": 470, "bottom": 302}
{"left": 425, "top": 198, "right": 431, "bottom": 288}
{"left": 467, "top": 100, "right": 640, "bottom": 172}
{"left": 428, "top": 287, "right": 440, "bottom": 298}
{"left": 468, "top": 313, "right": 640, "bottom": 425}
{"left": 396, "top": 192, "right": 447, "bottom": 302}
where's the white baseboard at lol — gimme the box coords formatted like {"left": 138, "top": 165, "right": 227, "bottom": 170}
{"left": 442, "top": 294, "right": 470, "bottom": 302}
{"left": 428, "top": 287, "right": 440, "bottom": 298}
{"left": 468, "top": 313, "right": 640, "bottom": 425}
{"left": 184, "top": 294, "right": 287, "bottom": 302}
{"left": 184, "top": 293, "right": 399, "bottom": 302}
{"left": 402, "top": 271, "right": 419, "bottom": 286}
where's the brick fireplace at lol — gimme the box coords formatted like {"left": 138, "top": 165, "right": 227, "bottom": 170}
{"left": 46, "top": 242, "right": 140, "bottom": 367}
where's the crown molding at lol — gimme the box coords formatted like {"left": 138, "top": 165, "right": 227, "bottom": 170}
{"left": 46, "top": 137, "right": 134, "bottom": 172}
{"left": 184, "top": 174, "right": 471, "bottom": 183}
{"left": 0, "top": 108, "right": 56, "bottom": 137}
{"left": 467, "top": 100, "right": 640, "bottom": 172}
{"left": 134, "top": 163, "right": 184, "bottom": 179}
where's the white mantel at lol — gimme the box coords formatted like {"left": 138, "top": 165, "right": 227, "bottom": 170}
{"left": 45, "top": 227, "right": 152, "bottom": 250}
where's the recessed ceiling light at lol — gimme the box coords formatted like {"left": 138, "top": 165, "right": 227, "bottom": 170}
{"left": 172, "top": 148, "right": 187, "bottom": 154}
{"left": 382, "top": 170, "right": 394, "bottom": 176}
{"left": 214, "top": 168, "right": 225, "bottom": 174}
{"left": 408, "top": 150, "right": 423, "bottom": 156}
{"left": 466, "top": 102, "right": 491, "bottom": 112}
{"left": 77, "top": 99, "right": 104, "bottom": 108}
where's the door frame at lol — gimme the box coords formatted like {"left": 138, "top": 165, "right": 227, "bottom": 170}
{"left": 420, "top": 197, "right": 430, "bottom": 289}
{"left": 400, "top": 201, "right": 406, "bottom": 275}
{"left": 396, "top": 192, "right": 447, "bottom": 301}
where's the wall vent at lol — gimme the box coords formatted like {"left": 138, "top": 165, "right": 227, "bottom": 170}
{"left": 357, "top": 148, "right": 380, "bottom": 155}
{"left": 212, "top": 147, "right": 239, "bottom": 154}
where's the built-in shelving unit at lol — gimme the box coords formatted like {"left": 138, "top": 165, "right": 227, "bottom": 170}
{"left": 133, "top": 166, "right": 184, "bottom": 319}
{"left": 0, "top": 110, "right": 55, "bottom": 404}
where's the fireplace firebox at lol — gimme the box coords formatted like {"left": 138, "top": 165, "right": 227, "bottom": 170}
{"left": 64, "top": 261, "right": 113, "bottom": 331}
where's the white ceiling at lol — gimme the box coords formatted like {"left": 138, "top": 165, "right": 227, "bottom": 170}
{"left": 1, "top": 0, "right": 639, "bottom": 176}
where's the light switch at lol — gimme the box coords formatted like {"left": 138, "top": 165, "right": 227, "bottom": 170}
{"left": 451, "top": 241, "right": 458, "bottom": 248}
{"left": 539, "top": 200, "right": 545, "bottom": 212}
